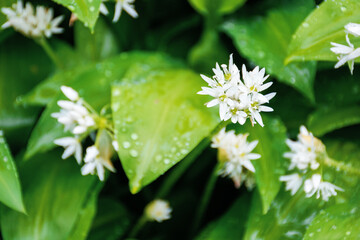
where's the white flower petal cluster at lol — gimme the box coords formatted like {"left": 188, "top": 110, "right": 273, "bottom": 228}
{"left": 53, "top": 86, "right": 117, "bottom": 181}
{"left": 212, "top": 128, "right": 260, "bottom": 189}
{"left": 52, "top": 86, "right": 95, "bottom": 135}
{"left": 280, "top": 126, "right": 343, "bottom": 201}
{"left": 145, "top": 199, "right": 172, "bottom": 223}
{"left": 81, "top": 145, "right": 116, "bottom": 181}
{"left": 100, "top": 0, "right": 138, "bottom": 22}
{"left": 1, "top": 0, "right": 63, "bottom": 38}
{"left": 198, "top": 54, "right": 275, "bottom": 127}
{"left": 331, "top": 22, "right": 360, "bottom": 74}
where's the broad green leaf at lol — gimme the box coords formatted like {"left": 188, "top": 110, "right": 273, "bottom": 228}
{"left": 87, "top": 198, "right": 131, "bottom": 240}
{"left": 307, "top": 105, "right": 360, "bottom": 137}
{"left": 189, "top": 0, "right": 246, "bottom": 15}
{"left": 24, "top": 53, "right": 183, "bottom": 159}
{"left": 287, "top": 0, "right": 360, "bottom": 63}
{"left": 196, "top": 192, "right": 251, "bottom": 239}
{"left": 112, "top": 68, "right": 219, "bottom": 193}
{"left": 304, "top": 203, "right": 360, "bottom": 239}
{"left": 223, "top": 0, "right": 316, "bottom": 101}
{"left": 236, "top": 116, "right": 287, "bottom": 213}
{"left": 0, "top": 131, "right": 25, "bottom": 212}
{"left": 0, "top": 151, "right": 97, "bottom": 240}
{"left": 74, "top": 17, "right": 119, "bottom": 62}
{"left": 52, "top": 0, "right": 101, "bottom": 31}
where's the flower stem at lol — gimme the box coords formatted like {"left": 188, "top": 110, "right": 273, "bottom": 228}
{"left": 324, "top": 156, "right": 360, "bottom": 175}
{"left": 191, "top": 164, "right": 219, "bottom": 236}
{"left": 127, "top": 215, "right": 148, "bottom": 238}
{"left": 36, "top": 37, "right": 64, "bottom": 70}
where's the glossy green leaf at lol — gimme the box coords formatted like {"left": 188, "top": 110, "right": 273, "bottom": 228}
{"left": 87, "top": 198, "right": 131, "bottom": 240}
{"left": 196, "top": 193, "right": 251, "bottom": 239}
{"left": 0, "top": 131, "right": 25, "bottom": 212}
{"left": 52, "top": 0, "right": 101, "bottom": 31}
{"left": 223, "top": 0, "right": 316, "bottom": 101}
{"left": 287, "top": 0, "right": 360, "bottom": 63}
{"left": 307, "top": 105, "right": 360, "bottom": 137}
{"left": 24, "top": 53, "right": 182, "bottom": 159}
{"left": 112, "top": 68, "right": 219, "bottom": 193}
{"left": 0, "top": 151, "right": 97, "bottom": 240}
{"left": 74, "top": 17, "right": 119, "bottom": 62}
{"left": 304, "top": 203, "right": 360, "bottom": 239}
{"left": 236, "top": 116, "right": 287, "bottom": 213}
{"left": 189, "top": 0, "right": 246, "bottom": 15}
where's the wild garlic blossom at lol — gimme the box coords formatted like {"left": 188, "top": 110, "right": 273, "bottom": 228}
{"left": 53, "top": 86, "right": 117, "bottom": 181}
{"left": 100, "top": 0, "right": 138, "bottom": 22}
{"left": 331, "top": 22, "right": 360, "bottom": 74}
{"left": 1, "top": 0, "right": 64, "bottom": 38}
{"left": 212, "top": 128, "right": 260, "bottom": 189}
{"left": 198, "top": 54, "right": 275, "bottom": 127}
{"left": 145, "top": 199, "right": 172, "bottom": 223}
{"left": 280, "top": 126, "right": 343, "bottom": 201}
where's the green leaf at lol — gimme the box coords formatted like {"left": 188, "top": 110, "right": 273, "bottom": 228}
{"left": 287, "top": 0, "right": 360, "bottom": 63}
{"left": 0, "top": 151, "right": 98, "bottom": 240}
{"left": 112, "top": 68, "right": 219, "bottom": 193}
{"left": 74, "top": 17, "right": 119, "bottom": 62}
{"left": 87, "top": 198, "right": 131, "bottom": 240}
{"left": 196, "top": 193, "right": 251, "bottom": 239}
{"left": 307, "top": 105, "right": 360, "bottom": 137}
{"left": 236, "top": 116, "right": 287, "bottom": 213}
{"left": 189, "top": 0, "right": 246, "bottom": 15}
{"left": 0, "top": 131, "right": 25, "bottom": 213}
{"left": 52, "top": 0, "right": 101, "bottom": 31}
{"left": 223, "top": 0, "right": 316, "bottom": 101}
{"left": 24, "top": 53, "right": 182, "bottom": 159}
{"left": 304, "top": 203, "right": 360, "bottom": 239}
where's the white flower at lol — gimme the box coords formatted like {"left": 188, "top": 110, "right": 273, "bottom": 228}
{"left": 345, "top": 22, "right": 360, "bottom": 37}
{"left": 198, "top": 54, "right": 275, "bottom": 126}
{"left": 304, "top": 174, "right": 343, "bottom": 201}
{"left": 99, "top": 3, "right": 109, "bottom": 15}
{"left": 283, "top": 126, "right": 320, "bottom": 171}
{"left": 60, "top": 86, "right": 79, "bottom": 101}
{"left": 54, "top": 137, "right": 82, "bottom": 164}
{"left": 81, "top": 145, "right": 116, "bottom": 181}
{"left": 145, "top": 199, "right": 172, "bottom": 222}
{"left": 1, "top": 0, "right": 63, "bottom": 38}
{"left": 280, "top": 173, "right": 303, "bottom": 195}
{"left": 112, "top": 0, "right": 138, "bottom": 22}
{"left": 212, "top": 130, "right": 261, "bottom": 188}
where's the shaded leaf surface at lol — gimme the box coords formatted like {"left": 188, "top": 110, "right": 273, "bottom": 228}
{"left": 189, "top": 0, "right": 246, "bottom": 15}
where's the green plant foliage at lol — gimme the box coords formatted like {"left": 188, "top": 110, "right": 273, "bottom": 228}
{"left": 0, "top": 151, "right": 98, "bottom": 240}
{"left": 287, "top": 0, "right": 360, "bottom": 63}
{"left": 188, "top": 0, "right": 246, "bottom": 16}
{"left": 0, "top": 131, "right": 25, "bottom": 213}
{"left": 52, "top": 0, "right": 101, "bottom": 31}
{"left": 239, "top": 116, "right": 288, "bottom": 213}
{"left": 307, "top": 105, "right": 360, "bottom": 137}
{"left": 303, "top": 203, "right": 360, "bottom": 239}
{"left": 223, "top": 0, "right": 316, "bottom": 101}
{"left": 112, "top": 67, "right": 220, "bottom": 193}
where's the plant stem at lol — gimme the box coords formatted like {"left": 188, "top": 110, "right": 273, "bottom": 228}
{"left": 127, "top": 215, "right": 148, "bottom": 238}
{"left": 191, "top": 164, "right": 219, "bottom": 236}
{"left": 36, "top": 37, "right": 64, "bottom": 70}
{"left": 324, "top": 156, "right": 360, "bottom": 175}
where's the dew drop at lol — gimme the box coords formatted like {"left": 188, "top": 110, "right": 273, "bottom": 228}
{"left": 303, "top": 22, "right": 309, "bottom": 28}
{"left": 155, "top": 155, "right": 162, "bottom": 162}
{"left": 308, "top": 233, "right": 314, "bottom": 237}
{"left": 123, "top": 141, "right": 131, "bottom": 149}
{"left": 3, "top": 157, "right": 8, "bottom": 162}
{"left": 121, "top": 127, "right": 127, "bottom": 133}
{"left": 130, "top": 149, "right": 138, "bottom": 157}
{"left": 113, "top": 89, "right": 121, "bottom": 96}
{"left": 346, "top": 231, "right": 351, "bottom": 235}
{"left": 341, "top": 6, "right": 347, "bottom": 12}
{"left": 171, "top": 147, "right": 176, "bottom": 153}
{"left": 90, "top": 6, "right": 95, "bottom": 12}
{"left": 131, "top": 133, "right": 138, "bottom": 140}
{"left": 164, "top": 159, "right": 170, "bottom": 164}
{"left": 125, "top": 116, "right": 134, "bottom": 123}
{"left": 180, "top": 149, "right": 188, "bottom": 155}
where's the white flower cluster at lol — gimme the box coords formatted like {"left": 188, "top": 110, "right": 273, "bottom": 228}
{"left": 145, "top": 199, "right": 172, "bottom": 223}
{"left": 100, "top": 0, "right": 138, "bottom": 22}
{"left": 212, "top": 128, "right": 260, "bottom": 189}
{"left": 280, "top": 126, "right": 343, "bottom": 201}
{"left": 52, "top": 86, "right": 116, "bottom": 181}
{"left": 198, "top": 54, "right": 275, "bottom": 127}
{"left": 1, "top": 0, "right": 63, "bottom": 38}
{"left": 331, "top": 22, "right": 360, "bottom": 74}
